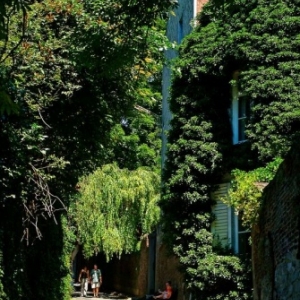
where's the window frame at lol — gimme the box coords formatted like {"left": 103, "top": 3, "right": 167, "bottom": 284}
{"left": 232, "top": 213, "right": 251, "bottom": 255}
{"left": 231, "top": 71, "right": 249, "bottom": 145}
{"left": 212, "top": 183, "right": 251, "bottom": 255}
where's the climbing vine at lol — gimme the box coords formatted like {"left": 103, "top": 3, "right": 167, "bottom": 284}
{"left": 224, "top": 158, "right": 283, "bottom": 228}
{"left": 162, "top": 0, "right": 300, "bottom": 298}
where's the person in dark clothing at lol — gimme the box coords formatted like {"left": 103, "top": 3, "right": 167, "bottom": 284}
{"left": 78, "top": 266, "right": 89, "bottom": 297}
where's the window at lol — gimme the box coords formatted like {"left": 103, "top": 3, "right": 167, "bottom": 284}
{"left": 211, "top": 184, "right": 232, "bottom": 248}
{"left": 232, "top": 214, "right": 251, "bottom": 256}
{"left": 237, "top": 97, "right": 250, "bottom": 142}
{"left": 211, "top": 184, "right": 251, "bottom": 256}
{"left": 231, "top": 72, "right": 250, "bottom": 144}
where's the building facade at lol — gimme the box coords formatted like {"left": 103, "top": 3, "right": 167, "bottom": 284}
{"left": 161, "top": 0, "right": 245, "bottom": 255}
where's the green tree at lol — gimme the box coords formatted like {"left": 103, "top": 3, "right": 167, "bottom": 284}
{"left": 105, "top": 19, "right": 167, "bottom": 171}
{"left": 0, "top": 0, "right": 172, "bottom": 241}
{"left": 0, "top": 0, "right": 173, "bottom": 298}
{"left": 0, "top": 0, "right": 30, "bottom": 39}
{"left": 72, "top": 164, "right": 160, "bottom": 260}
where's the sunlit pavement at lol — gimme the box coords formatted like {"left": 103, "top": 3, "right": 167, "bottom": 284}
{"left": 72, "top": 291, "right": 132, "bottom": 300}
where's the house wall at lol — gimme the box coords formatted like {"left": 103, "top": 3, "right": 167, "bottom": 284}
{"left": 252, "top": 143, "right": 300, "bottom": 300}
{"left": 197, "top": 0, "right": 208, "bottom": 13}
{"left": 162, "top": 0, "right": 195, "bottom": 166}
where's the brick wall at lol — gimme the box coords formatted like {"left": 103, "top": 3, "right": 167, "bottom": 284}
{"left": 252, "top": 143, "right": 300, "bottom": 300}
{"left": 103, "top": 239, "right": 185, "bottom": 299}
{"left": 103, "top": 240, "right": 149, "bottom": 297}
{"left": 197, "top": 0, "right": 208, "bottom": 14}
{"left": 155, "top": 242, "right": 185, "bottom": 300}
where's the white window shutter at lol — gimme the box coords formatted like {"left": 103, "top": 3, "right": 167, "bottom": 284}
{"left": 211, "top": 183, "right": 232, "bottom": 248}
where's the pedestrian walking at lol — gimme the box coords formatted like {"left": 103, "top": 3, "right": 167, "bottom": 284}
{"left": 78, "top": 266, "right": 89, "bottom": 297}
{"left": 90, "top": 264, "right": 102, "bottom": 298}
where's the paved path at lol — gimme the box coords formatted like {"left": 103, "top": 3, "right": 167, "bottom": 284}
{"left": 72, "top": 297, "right": 131, "bottom": 300}
{"left": 72, "top": 292, "right": 132, "bottom": 300}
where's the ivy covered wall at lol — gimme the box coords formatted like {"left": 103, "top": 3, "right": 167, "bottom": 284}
{"left": 161, "top": 0, "right": 300, "bottom": 298}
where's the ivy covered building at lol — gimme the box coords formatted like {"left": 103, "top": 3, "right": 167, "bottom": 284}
{"left": 161, "top": 1, "right": 252, "bottom": 299}
{"left": 162, "top": 0, "right": 244, "bottom": 257}
{"left": 161, "top": 0, "right": 300, "bottom": 299}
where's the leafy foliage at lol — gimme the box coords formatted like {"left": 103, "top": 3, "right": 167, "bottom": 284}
{"left": 72, "top": 164, "right": 160, "bottom": 260}
{"left": 161, "top": 0, "right": 300, "bottom": 298}
{"left": 0, "top": 0, "right": 30, "bottom": 40}
{"left": 0, "top": 0, "right": 169, "bottom": 238}
{"left": 0, "top": 0, "right": 172, "bottom": 298}
{"left": 197, "top": 0, "right": 300, "bottom": 160}
{"left": 0, "top": 229, "right": 5, "bottom": 300}
{"left": 104, "top": 19, "right": 167, "bottom": 171}
{"left": 224, "top": 158, "right": 283, "bottom": 228}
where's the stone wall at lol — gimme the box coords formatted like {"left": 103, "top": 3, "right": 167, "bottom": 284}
{"left": 252, "top": 143, "right": 300, "bottom": 300}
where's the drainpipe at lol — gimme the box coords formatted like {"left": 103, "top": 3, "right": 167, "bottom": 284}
{"left": 193, "top": 0, "right": 197, "bottom": 18}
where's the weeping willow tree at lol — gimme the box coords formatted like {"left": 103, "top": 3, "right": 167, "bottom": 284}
{"left": 72, "top": 164, "right": 160, "bottom": 260}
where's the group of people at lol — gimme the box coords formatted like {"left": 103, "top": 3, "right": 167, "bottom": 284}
{"left": 78, "top": 264, "right": 102, "bottom": 298}
{"left": 78, "top": 265, "right": 172, "bottom": 300}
